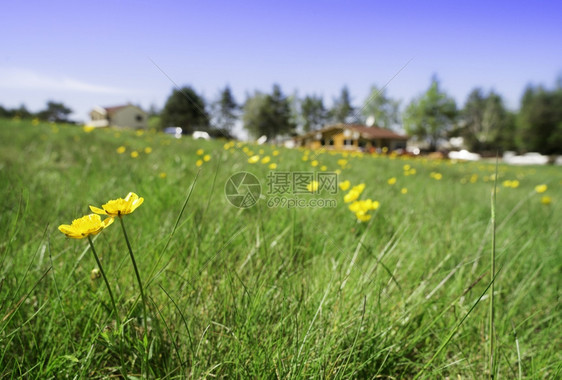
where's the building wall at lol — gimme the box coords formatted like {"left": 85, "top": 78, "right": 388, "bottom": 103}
{"left": 111, "top": 106, "right": 147, "bottom": 129}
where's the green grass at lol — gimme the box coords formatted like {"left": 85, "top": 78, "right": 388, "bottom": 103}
{"left": 0, "top": 118, "right": 560, "bottom": 378}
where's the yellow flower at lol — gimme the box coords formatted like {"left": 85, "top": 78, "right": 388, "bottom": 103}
{"left": 344, "top": 190, "right": 360, "bottom": 203}
{"left": 307, "top": 181, "right": 319, "bottom": 192}
{"left": 339, "top": 180, "right": 350, "bottom": 191}
{"left": 196, "top": 149, "right": 204, "bottom": 155}
{"left": 159, "top": 172, "right": 167, "bottom": 178}
{"left": 541, "top": 196, "right": 552, "bottom": 205}
{"left": 203, "top": 154, "right": 211, "bottom": 162}
{"left": 261, "top": 156, "right": 271, "bottom": 164}
{"left": 302, "top": 155, "right": 309, "bottom": 162}
{"left": 403, "top": 164, "right": 411, "bottom": 171}
{"left": 387, "top": 177, "right": 397, "bottom": 185}
{"left": 311, "top": 160, "right": 319, "bottom": 167}
{"left": 130, "top": 151, "right": 139, "bottom": 158}
{"left": 511, "top": 180, "right": 520, "bottom": 188}
{"left": 144, "top": 147, "right": 152, "bottom": 154}
{"left": 273, "top": 150, "right": 280, "bottom": 156}
{"left": 401, "top": 187, "right": 408, "bottom": 194}
{"left": 196, "top": 159, "right": 203, "bottom": 167}
{"left": 116, "top": 146, "right": 126, "bottom": 154}
{"left": 83, "top": 125, "right": 95, "bottom": 133}
{"left": 90, "top": 192, "right": 144, "bottom": 217}
{"left": 337, "top": 159, "right": 348, "bottom": 167}
{"left": 248, "top": 155, "right": 260, "bottom": 164}
{"left": 535, "top": 184, "right": 547, "bottom": 193}
{"left": 58, "top": 214, "right": 114, "bottom": 239}
{"left": 355, "top": 211, "right": 371, "bottom": 222}
{"left": 430, "top": 172, "right": 442, "bottom": 180}
{"left": 320, "top": 165, "right": 327, "bottom": 171}
{"left": 269, "top": 163, "right": 278, "bottom": 170}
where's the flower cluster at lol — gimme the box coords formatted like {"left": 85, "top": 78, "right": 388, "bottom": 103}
{"left": 59, "top": 192, "right": 143, "bottom": 238}
{"left": 341, "top": 182, "right": 379, "bottom": 222}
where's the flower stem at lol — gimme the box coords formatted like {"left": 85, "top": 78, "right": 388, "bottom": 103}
{"left": 87, "top": 236, "right": 127, "bottom": 377}
{"left": 118, "top": 216, "right": 149, "bottom": 370}
{"left": 87, "top": 236, "right": 119, "bottom": 321}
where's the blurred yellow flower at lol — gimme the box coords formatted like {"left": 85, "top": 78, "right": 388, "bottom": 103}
{"left": 339, "top": 180, "right": 350, "bottom": 191}
{"left": 269, "top": 163, "right": 277, "bottom": 170}
{"left": 131, "top": 151, "right": 139, "bottom": 158}
{"left": 302, "top": 155, "right": 309, "bottom": 161}
{"left": 159, "top": 172, "right": 167, "bottom": 179}
{"left": 307, "top": 181, "right": 319, "bottom": 192}
{"left": 116, "top": 146, "right": 126, "bottom": 154}
{"left": 196, "top": 149, "right": 204, "bottom": 155}
{"left": 83, "top": 125, "right": 95, "bottom": 133}
{"left": 144, "top": 147, "right": 152, "bottom": 154}
{"left": 58, "top": 214, "right": 114, "bottom": 239}
{"left": 196, "top": 159, "right": 203, "bottom": 167}
{"left": 273, "top": 150, "right": 280, "bottom": 156}
{"left": 320, "top": 165, "right": 327, "bottom": 171}
{"left": 203, "top": 154, "right": 211, "bottom": 162}
{"left": 355, "top": 212, "right": 371, "bottom": 222}
{"left": 311, "top": 160, "right": 319, "bottom": 167}
{"left": 541, "top": 196, "right": 552, "bottom": 205}
{"left": 535, "top": 184, "right": 547, "bottom": 193}
{"left": 403, "top": 164, "right": 411, "bottom": 171}
{"left": 337, "top": 159, "right": 348, "bottom": 167}
{"left": 401, "top": 187, "right": 408, "bottom": 194}
{"left": 259, "top": 149, "right": 264, "bottom": 154}
{"left": 248, "top": 155, "right": 260, "bottom": 164}
{"left": 261, "top": 156, "right": 271, "bottom": 164}
{"left": 387, "top": 177, "right": 397, "bottom": 185}
{"left": 90, "top": 192, "right": 144, "bottom": 217}
{"left": 430, "top": 172, "right": 442, "bottom": 180}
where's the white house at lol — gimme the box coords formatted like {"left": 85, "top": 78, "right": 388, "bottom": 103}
{"left": 89, "top": 104, "right": 147, "bottom": 129}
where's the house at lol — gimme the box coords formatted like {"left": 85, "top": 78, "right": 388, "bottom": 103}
{"left": 296, "top": 124, "right": 408, "bottom": 152}
{"left": 89, "top": 104, "right": 147, "bottom": 129}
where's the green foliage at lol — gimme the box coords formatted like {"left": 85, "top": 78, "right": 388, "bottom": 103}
{"left": 212, "top": 85, "right": 239, "bottom": 133}
{"left": 300, "top": 94, "right": 327, "bottom": 132}
{"left": 37, "top": 101, "right": 73, "bottom": 123}
{"left": 330, "top": 86, "right": 355, "bottom": 123}
{"left": 160, "top": 86, "right": 209, "bottom": 133}
{"left": 361, "top": 85, "right": 400, "bottom": 129}
{"left": 404, "top": 77, "right": 457, "bottom": 151}
{"left": 516, "top": 84, "right": 562, "bottom": 154}
{"left": 243, "top": 84, "right": 295, "bottom": 139}
{"left": 460, "top": 89, "right": 515, "bottom": 152}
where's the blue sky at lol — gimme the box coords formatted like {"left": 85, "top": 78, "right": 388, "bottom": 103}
{"left": 1, "top": 0, "right": 561, "bottom": 131}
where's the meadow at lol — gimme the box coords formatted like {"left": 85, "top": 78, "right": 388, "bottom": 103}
{"left": 0, "top": 118, "right": 560, "bottom": 379}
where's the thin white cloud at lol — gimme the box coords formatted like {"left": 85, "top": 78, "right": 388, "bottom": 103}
{"left": 0, "top": 67, "right": 128, "bottom": 94}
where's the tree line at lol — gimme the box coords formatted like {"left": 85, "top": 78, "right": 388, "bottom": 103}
{"left": 3, "top": 76, "right": 561, "bottom": 154}
{"left": 158, "top": 76, "right": 562, "bottom": 154}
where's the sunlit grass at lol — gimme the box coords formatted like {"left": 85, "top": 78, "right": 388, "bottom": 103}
{"left": 0, "top": 118, "right": 560, "bottom": 378}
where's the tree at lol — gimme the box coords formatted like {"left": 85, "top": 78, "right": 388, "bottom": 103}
{"left": 300, "top": 95, "right": 327, "bottom": 132}
{"left": 330, "top": 86, "right": 355, "bottom": 123}
{"left": 361, "top": 85, "right": 400, "bottom": 129}
{"left": 516, "top": 83, "right": 562, "bottom": 154}
{"left": 37, "top": 101, "right": 73, "bottom": 122}
{"left": 460, "top": 89, "right": 512, "bottom": 152}
{"left": 160, "top": 86, "right": 209, "bottom": 133}
{"left": 243, "top": 84, "right": 295, "bottom": 140}
{"left": 212, "top": 85, "right": 238, "bottom": 133}
{"left": 403, "top": 77, "right": 457, "bottom": 151}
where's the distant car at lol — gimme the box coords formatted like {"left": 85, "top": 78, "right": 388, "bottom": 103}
{"left": 164, "top": 127, "right": 182, "bottom": 138}
{"left": 192, "top": 131, "right": 210, "bottom": 140}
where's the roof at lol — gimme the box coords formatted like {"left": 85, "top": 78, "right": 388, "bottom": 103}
{"left": 90, "top": 104, "right": 146, "bottom": 116}
{"left": 300, "top": 123, "right": 408, "bottom": 140}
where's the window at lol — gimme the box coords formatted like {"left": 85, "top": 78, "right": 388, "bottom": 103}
{"left": 136, "top": 114, "right": 143, "bottom": 122}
